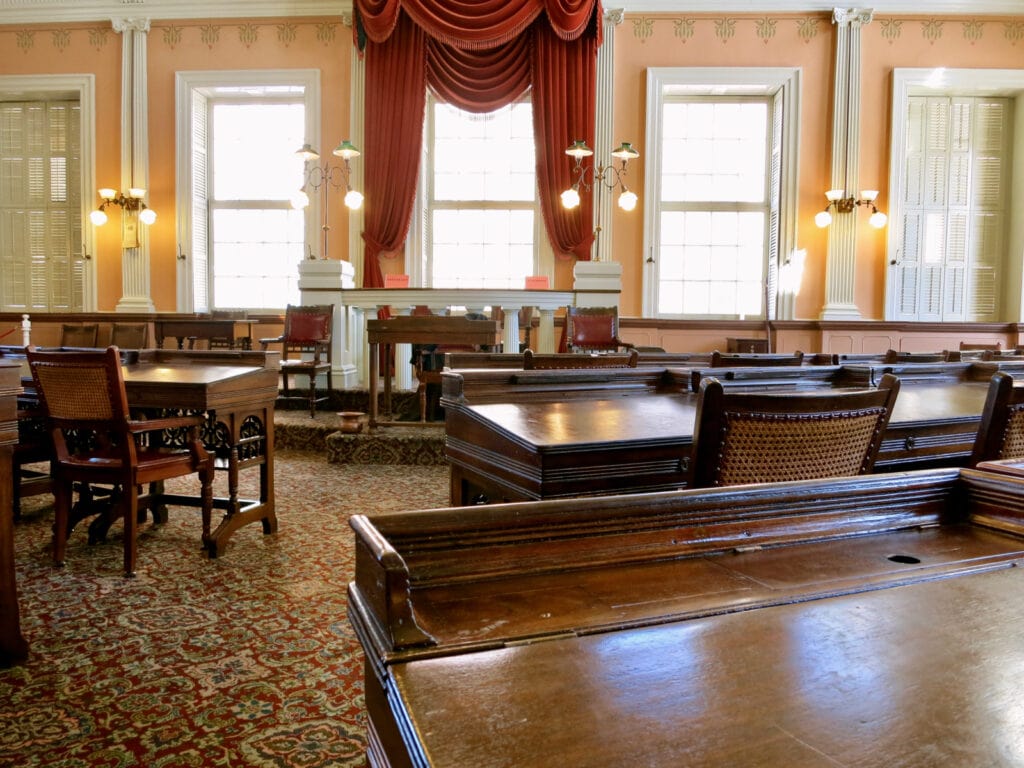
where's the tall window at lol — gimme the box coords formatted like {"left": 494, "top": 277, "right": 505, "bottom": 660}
{"left": 177, "top": 72, "right": 316, "bottom": 312}
{"left": 643, "top": 68, "right": 799, "bottom": 320}
{"left": 208, "top": 98, "right": 305, "bottom": 309}
{"left": 420, "top": 98, "right": 540, "bottom": 288}
{"left": 0, "top": 100, "right": 84, "bottom": 311}
{"left": 657, "top": 99, "right": 770, "bottom": 317}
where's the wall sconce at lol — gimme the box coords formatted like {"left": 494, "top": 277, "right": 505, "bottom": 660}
{"left": 291, "top": 140, "right": 363, "bottom": 260}
{"left": 815, "top": 188, "right": 887, "bottom": 229}
{"left": 89, "top": 188, "right": 156, "bottom": 248}
{"left": 560, "top": 140, "right": 640, "bottom": 213}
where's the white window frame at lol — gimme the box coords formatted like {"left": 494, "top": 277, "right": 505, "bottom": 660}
{"left": 0, "top": 74, "right": 96, "bottom": 312}
{"left": 175, "top": 69, "right": 318, "bottom": 312}
{"left": 642, "top": 67, "right": 800, "bottom": 319}
{"left": 886, "top": 68, "right": 1024, "bottom": 322}
{"left": 407, "top": 94, "right": 553, "bottom": 289}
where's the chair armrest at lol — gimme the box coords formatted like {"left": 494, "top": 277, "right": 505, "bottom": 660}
{"left": 259, "top": 335, "right": 285, "bottom": 350}
{"left": 126, "top": 414, "right": 206, "bottom": 435}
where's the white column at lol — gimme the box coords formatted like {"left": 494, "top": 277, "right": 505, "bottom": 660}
{"left": 113, "top": 18, "right": 156, "bottom": 313}
{"left": 592, "top": 9, "right": 624, "bottom": 263}
{"left": 820, "top": 8, "right": 872, "bottom": 321}
{"left": 347, "top": 15, "right": 366, "bottom": 288}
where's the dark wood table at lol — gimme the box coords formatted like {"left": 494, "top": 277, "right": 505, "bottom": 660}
{"left": 0, "top": 360, "right": 28, "bottom": 666}
{"left": 366, "top": 316, "right": 497, "bottom": 429}
{"left": 154, "top": 317, "right": 252, "bottom": 350}
{"left": 348, "top": 467, "right": 1024, "bottom": 767}
{"left": 9, "top": 348, "right": 281, "bottom": 557}
{"left": 441, "top": 361, "right": 1015, "bottom": 505}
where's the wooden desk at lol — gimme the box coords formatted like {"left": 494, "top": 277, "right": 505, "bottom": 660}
{"left": 366, "top": 316, "right": 497, "bottom": 429}
{"left": 348, "top": 467, "right": 1024, "bottom": 767}
{"left": 10, "top": 348, "right": 280, "bottom": 557}
{"left": 0, "top": 360, "right": 27, "bottom": 666}
{"left": 441, "top": 362, "right": 1012, "bottom": 505}
{"left": 154, "top": 317, "right": 251, "bottom": 350}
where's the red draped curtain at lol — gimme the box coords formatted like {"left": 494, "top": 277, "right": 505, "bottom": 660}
{"left": 355, "top": 0, "right": 603, "bottom": 288}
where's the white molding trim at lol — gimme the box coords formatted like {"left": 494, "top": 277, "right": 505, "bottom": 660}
{"left": 2, "top": 0, "right": 1019, "bottom": 24}
{"left": 618, "top": 0, "right": 1023, "bottom": 13}
{"left": 0, "top": 1, "right": 352, "bottom": 23}
{"left": 0, "top": 73, "right": 97, "bottom": 311}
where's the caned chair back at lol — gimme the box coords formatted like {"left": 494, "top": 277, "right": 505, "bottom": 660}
{"left": 970, "top": 372, "right": 1024, "bottom": 465}
{"left": 688, "top": 373, "right": 900, "bottom": 488}
{"left": 27, "top": 346, "right": 131, "bottom": 461}
{"left": 565, "top": 306, "right": 634, "bottom": 353}
{"left": 60, "top": 323, "right": 99, "bottom": 348}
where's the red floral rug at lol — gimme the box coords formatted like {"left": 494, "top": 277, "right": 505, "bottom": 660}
{"left": 0, "top": 451, "right": 451, "bottom": 767}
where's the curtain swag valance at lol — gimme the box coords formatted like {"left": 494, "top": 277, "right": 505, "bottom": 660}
{"left": 354, "top": 0, "right": 602, "bottom": 50}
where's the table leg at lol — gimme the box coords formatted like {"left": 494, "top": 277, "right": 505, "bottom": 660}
{"left": 369, "top": 341, "right": 380, "bottom": 429}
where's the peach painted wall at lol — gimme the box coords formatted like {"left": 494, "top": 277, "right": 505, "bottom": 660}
{"left": 0, "top": 22, "right": 122, "bottom": 307}
{"left": 146, "top": 16, "right": 353, "bottom": 310}
{"left": 612, "top": 11, "right": 1024, "bottom": 321}
{"left": 0, "top": 16, "right": 352, "bottom": 311}
{"left": 612, "top": 13, "right": 835, "bottom": 320}
{"left": 859, "top": 14, "right": 1024, "bottom": 319}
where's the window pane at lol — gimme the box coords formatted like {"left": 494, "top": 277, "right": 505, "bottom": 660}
{"left": 211, "top": 208, "right": 304, "bottom": 308}
{"left": 428, "top": 100, "right": 537, "bottom": 288}
{"left": 212, "top": 102, "right": 305, "bottom": 201}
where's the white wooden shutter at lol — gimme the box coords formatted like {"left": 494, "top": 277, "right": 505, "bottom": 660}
{"left": 765, "top": 90, "right": 782, "bottom": 320}
{"left": 896, "top": 95, "right": 1009, "bottom": 321}
{"left": 966, "top": 99, "right": 1007, "bottom": 321}
{"left": 190, "top": 89, "right": 210, "bottom": 313}
{"left": 0, "top": 101, "right": 82, "bottom": 311}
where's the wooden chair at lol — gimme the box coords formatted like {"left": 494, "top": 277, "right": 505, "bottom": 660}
{"left": 259, "top": 304, "right": 333, "bottom": 418}
{"left": 60, "top": 324, "right": 99, "bottom": 347}
{"left": 882, "top": 349, "right": 947, "bottom": 364}
{"left": 710, "top": 350, "right": 804, "bottom": 367}
{"left": 11, "top": 401, "right": 52, "bottom": 520}
{"left": 688, "top": 373, "right": 900, "bottom": 488}
{"left": 109, "top": 323, "right": 148, "bottom": 349}
{"left": 523, "top": 349, "right": 639, "bottom": 370}
{"left": 26, "top": 346, "right": 214, "bottom": 577}
{"left": 960, "top": 341, "right": 1002, "bottom": 352}
{"left": 565, "top": 306, "right": 635, "bottom": 354}
{"left": 970, "top": 372, "right": 1024, "bottom": 465}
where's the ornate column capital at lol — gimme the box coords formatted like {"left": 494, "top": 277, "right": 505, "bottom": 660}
{"left": 112, "top": 18, "right": 151, "bottom": 34}
{"left": 832, "top": 8, "right": 874, "bottom": 27}
{"left": 605, "top": 8, "right": 625, "bottom": 26}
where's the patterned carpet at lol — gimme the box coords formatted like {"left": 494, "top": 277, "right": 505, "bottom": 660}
{"left": 0, "top": 451, "right": 451, "bottom": 767}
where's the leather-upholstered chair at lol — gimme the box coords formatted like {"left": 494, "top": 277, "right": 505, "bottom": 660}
{"left": 260, "top": 304, "right": 333, "bottom": 418}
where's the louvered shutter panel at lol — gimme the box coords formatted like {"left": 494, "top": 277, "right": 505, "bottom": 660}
{"left": 765, "top": 91, "right": 782, "bottom": 320}
{"left": 966, "top": 99, "right": 1007, "bottom": 321}
{"left": 0, "top": 101, "right": 83, "bottom": 311}
{"left": 190, "top": 90, "right": 210, "bottom": 313}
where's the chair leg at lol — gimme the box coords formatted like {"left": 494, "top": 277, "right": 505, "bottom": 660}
{"left": 52, "top": 480, "right": 71, "bottom": 567}
{"left": 307, "top": 373, "right": 317, "bottom": 418}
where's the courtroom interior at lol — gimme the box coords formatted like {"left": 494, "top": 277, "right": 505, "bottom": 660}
{"left": 3, "top": 0, "right": 1024, "bottom": 766}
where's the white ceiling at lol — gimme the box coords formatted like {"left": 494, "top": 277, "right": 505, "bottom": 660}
{"left": 1, "top": 0, "right": 1022, "bottom": 24}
